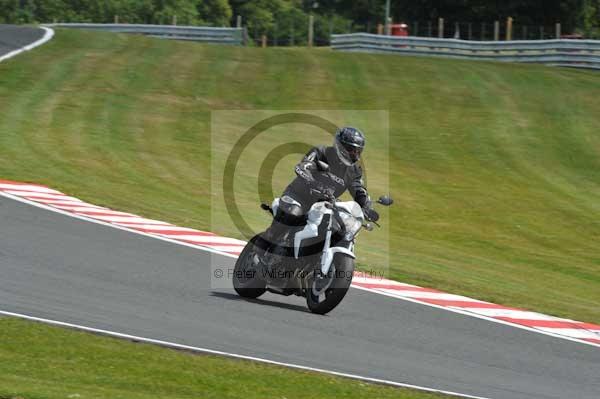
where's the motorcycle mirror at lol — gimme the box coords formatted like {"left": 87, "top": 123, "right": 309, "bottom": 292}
{"left": 377, "top": 195, "right": 394, "bottom": 206}
{"left": 317, "top": 161, "right": 330, "bottom": 172}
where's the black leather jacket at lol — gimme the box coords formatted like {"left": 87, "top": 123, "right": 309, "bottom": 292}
{"left": 283, "top": 146, "right": 370, "bottom": 212}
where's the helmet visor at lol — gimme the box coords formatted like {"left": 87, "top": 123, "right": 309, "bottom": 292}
{"left": 336, "top": 141, "right": 363, "bottom": 164}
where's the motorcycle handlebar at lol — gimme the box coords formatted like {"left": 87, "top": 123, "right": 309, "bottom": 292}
{"left": 309, "top": 185, "right": 381, "bottom": 226}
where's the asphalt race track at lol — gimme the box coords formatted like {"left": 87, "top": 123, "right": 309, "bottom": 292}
{"left": 0, "top": 25, "right": 45, "bottom": 57}
{"left": 1, "top": 195, "right": 599, "bottom": 399}
{"left": 1, "top": 25, "right": 599, "bottom": 399}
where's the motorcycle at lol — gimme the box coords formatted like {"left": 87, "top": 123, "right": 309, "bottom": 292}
{"left": 232, "top": 161, "right": 393, "bottom": 314}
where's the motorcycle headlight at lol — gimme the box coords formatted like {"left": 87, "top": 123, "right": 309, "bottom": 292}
{"left": 338, "top": 210, "right": 362, "bottom": 240}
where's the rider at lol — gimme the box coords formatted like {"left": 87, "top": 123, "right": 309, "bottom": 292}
{"left": 262, "top": 126, "right": 379, "bottom": 254}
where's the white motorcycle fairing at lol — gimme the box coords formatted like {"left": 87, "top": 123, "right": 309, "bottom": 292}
{"left": 319, "top": 245, "right": 355, "bottom": 275}
{"left": 291, "top": 200, "right": 358, "bottom": 275}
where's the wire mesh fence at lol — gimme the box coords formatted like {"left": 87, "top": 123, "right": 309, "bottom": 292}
{"left": 243, "top": 18, "right": 571, "bottom": 47}
{"left": 408, "top": 21, "right": 566, "bottom": 41}
{"left": 42, "top": 15, "right": 577, "bottom": 48}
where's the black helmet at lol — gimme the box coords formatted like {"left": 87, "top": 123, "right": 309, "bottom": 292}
{"left": 334, "top": 126, "right": 365, "bottom": 165}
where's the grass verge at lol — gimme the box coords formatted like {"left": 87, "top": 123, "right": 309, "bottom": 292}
{"left": 0, "top": 317, "right": 450, "bottom": 399}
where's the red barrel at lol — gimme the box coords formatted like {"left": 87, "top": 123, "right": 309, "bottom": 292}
{"left": 391, "top": 23, "right": 409, "bottom": 36}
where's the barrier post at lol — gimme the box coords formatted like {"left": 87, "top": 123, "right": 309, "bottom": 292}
{"left": 329, "top": 19, "right": 333, "bottom": 43}
{"left": 308, "top": 14, "right": 314, "bottom": 47}
{"left": 506, "top": 17, "right": 513, "bottom": 41}
{"left": 243, "top": 27, "right": 248, "bottom": 46}
{"left": 494, "top": 20, "right": 499, "bottom": 41}
{"left": 438, "top": 18, "right": 444, "bottom": 38}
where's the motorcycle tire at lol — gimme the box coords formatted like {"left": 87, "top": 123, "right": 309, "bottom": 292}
{"left": 232, "top": 234, "right": 267, "bottom": 299}
{"left": 306, "top": 253, "right": 354, "bottom": 315}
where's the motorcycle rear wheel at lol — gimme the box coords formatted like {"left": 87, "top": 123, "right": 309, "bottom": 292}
{"left": 306, "top": 254, "right": 354, "bottom": 315}
{"left": 232, "top": 235, "right": 267, "bottom": 299}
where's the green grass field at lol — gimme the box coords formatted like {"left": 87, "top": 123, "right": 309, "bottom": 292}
{"left": 1, "top": 29, "right": 599, "bottom": 323}
{"left": 0, "top": 317, "right": 450, "bottom": 399}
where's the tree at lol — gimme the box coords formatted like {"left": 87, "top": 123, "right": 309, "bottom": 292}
{"left": 153, "top": 0, "right": 199, "bottom": 25}
{"left": 0, "top": 0, "right": 595, "bottom": 40}
{"left": 0, "top": 0, "right": 19, "bottom": 23}
{"left": 579, "top": 0, "right": 600, "bottom": 37}
{"left": 197, "top": 0, "right": 232, "bottom": 26}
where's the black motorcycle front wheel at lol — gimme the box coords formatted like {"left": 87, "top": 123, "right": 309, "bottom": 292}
{"left": 232, "top": 234, "right": 267, "bottom": 299}
{"left": 306, "top": 254, "right": 354, "bottom": 315}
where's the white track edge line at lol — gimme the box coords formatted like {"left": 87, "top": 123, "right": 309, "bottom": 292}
{"left": 0, "top": 309, "right": 491, "bottom": 399}
{"left": 351, "top": 285, "right": 600, "bottom": 348}
{"left": 0, "top": 192, "right": 238, "bottom": 259}
{"left": 2, "top": 191, "right": 599, "bottom": 350}
{"left": 0, "top": 26, "right": 54, "bottom": 63}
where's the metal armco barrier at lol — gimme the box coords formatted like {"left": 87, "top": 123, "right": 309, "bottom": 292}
{"left": 44, "top": 23, "right": 243, "bottom": 45}
{"left": 331, "top": 33, "right": 600, "bottom": 70}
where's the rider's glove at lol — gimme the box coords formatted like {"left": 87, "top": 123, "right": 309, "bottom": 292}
{"left": 322, "top": 187, "right": 336, "bottom": 201}
{"left": 363, "top": 207, "right": 380, "bottom": 222}
{"left": 295, "top": 163, "right": 316, "bottom": 183}
{"left": 311, "top": 183, "right": 335, "bottom": 201}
